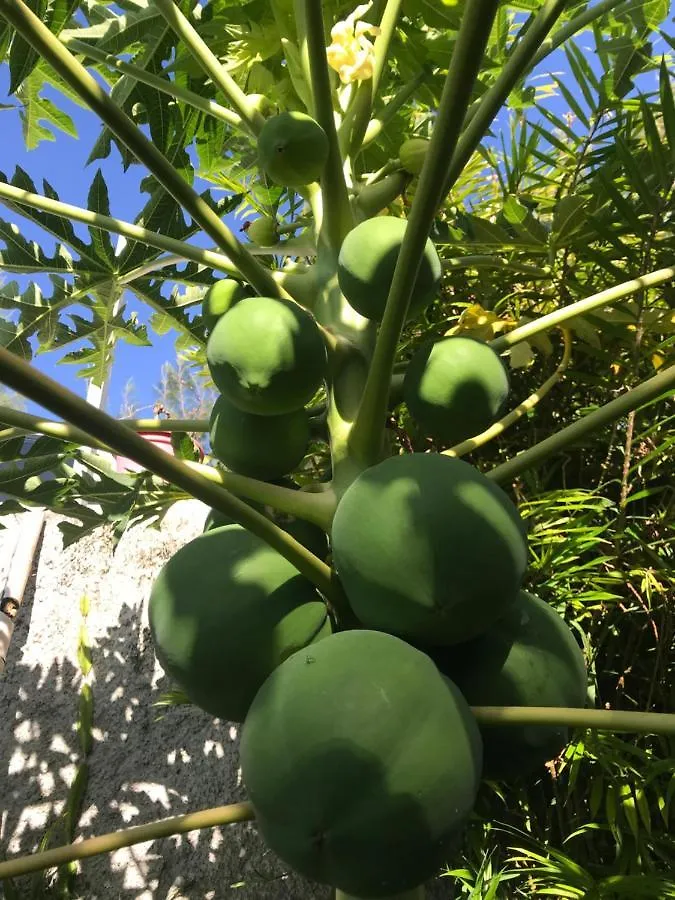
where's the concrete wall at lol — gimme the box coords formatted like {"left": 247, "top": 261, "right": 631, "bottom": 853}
{"left": 0, "top": 502, "right": 330, "bottom": 900}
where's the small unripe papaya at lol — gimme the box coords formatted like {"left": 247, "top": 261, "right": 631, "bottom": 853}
{"left": 399, "top": 137, "right": 430, "bottom": 175}
{"left": 247, "top": 93, "right": 275, "bottom": 118}
{"left": 247, "top": 216, "right": 279, "bottom": 247}
{"left": 258, "top": 112, "right": 329, "bottom": 187}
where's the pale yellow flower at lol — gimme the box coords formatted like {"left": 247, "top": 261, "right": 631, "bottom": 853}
{"left": 326, "top": 3, "right": 381, "bottom": 84}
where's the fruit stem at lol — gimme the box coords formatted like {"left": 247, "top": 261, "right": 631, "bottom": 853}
{"left": 302, "top": 0, "right": 354, "bottom": 251}
{"left": 348, "top": 0, "right": 501, "bottom": 468}
{"left": 441, "top": 0, "right": 570, "bottom": 199}
{"left": 487, "top": 364, "right": 675, "bottom": 486}
{"left": 60, "top": 37, "right": 244, "bottom": 131}
{"left": 0, "top": 347, "right": 335, "bottom": 595}
{"left": 151, "top": 0, "right": 264, "bottom": 135}
{"left": 0, "top": 802, "right": 254, "bottom": 881}
{"left": 0, "top": 0, "right": 282, "bottom": 299}
{"left": 444, "top": 328, "right": 572, "bottom": 458}
{"left": 336, "top": 889, "right": 424, "bottom": 900}
{"left": 472, "top": 706, "right": 675, "bottom": 735}
{"left": 489, "top": 267, "right": 675, "bottom": 352}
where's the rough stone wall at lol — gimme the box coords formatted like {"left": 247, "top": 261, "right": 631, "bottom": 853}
{"left": 0, "top": 502, "right": 331, "bottom": 900}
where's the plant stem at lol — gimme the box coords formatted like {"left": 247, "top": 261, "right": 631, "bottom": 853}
{"left": 349, "top": 0, "right": 501, "bottom": 468}
{"left": 0, "top": 347, "right": 333, "bottom": 594}
{"left": 0, "top": 179, "right": 239, "bottom": 279}
{"left": 489, "top": 267, "right": 675, "bottom": 352}
{"left": 151, "top": 0, "right": 263, "bottom": 134}
{"left": 530, "top": 0, "right": 629, "bottom": 69}
{"left": 348, "top": 0, "right": 404, "bottom": 156}
{"left": 444, "top": 328, "right": 572, "bottom": 458}
{"left": 303, "top": 0, "right": 354, "bottom": 251}
{"left": 472, "top": 706, "right": 675, "bottom": 735}
{"left": 361, "top": 70, "right": 428, "bottom": 149}
{"left": 487, "top": 365, "right": 675, "bottom": 485}
{"left": 60, "top": 36, "right": 243, "bottom": 131}
{"left": 442, "top": 0, "right": 569, "bottom": 198}
{"left": 0, "top": 405, "right": 335, "bottom": 526}
{"left": 0, "top": 0, "right": 281, "bottom": 298}
{"left": 0, "top": 802, "right": 254, "bottom": 881}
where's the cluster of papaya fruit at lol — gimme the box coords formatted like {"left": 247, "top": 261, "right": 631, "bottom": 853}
{"left": 148, "top": 118, "right": 587, "bottom": 898}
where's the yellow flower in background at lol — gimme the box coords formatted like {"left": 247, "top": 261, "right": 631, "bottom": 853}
{"left": 445, "top": 303, "right": 536, "bottom": 370}
{"left": 327, "top": 3, "right": 381, "bottom": 84}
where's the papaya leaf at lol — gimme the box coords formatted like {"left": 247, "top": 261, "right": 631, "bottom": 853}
{"left": 13, "top": 68, "right": 77, "bottom": 149}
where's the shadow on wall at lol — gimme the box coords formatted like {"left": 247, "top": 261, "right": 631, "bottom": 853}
{"left": 0, "top": 507, "right": 333, "bottom": 900}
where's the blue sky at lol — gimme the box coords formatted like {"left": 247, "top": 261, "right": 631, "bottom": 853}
{"left": 0, "top": 7, "right": 672, "bottom": 422}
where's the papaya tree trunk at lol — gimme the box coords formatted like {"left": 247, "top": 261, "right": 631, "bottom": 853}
{"left": 335, "top": 888, "right": 425, "bottom": 900}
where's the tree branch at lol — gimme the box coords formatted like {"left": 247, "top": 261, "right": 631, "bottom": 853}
{"left": 0, "top": 803, "right": 254, "bottom": 881}
{"left": 442, "top": 0, "right": 569, "bottom": 199}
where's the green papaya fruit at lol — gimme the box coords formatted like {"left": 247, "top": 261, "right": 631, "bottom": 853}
{"left": 247, "top": 216, "right": 279, "bottom": 247}
{"left": 399, "top": 137, "right": 430, "bottom": 175}
{"left": 404, "top": 336, "right": 510, "bottom": 445}
{"left": 148, "top": 525, "right": 331, "bottom": 723}
{"left": 241, "top": 630, "right": 482, "bottom": 897}
{"left": 337, "top": 217, "right": 441, "bottom": 321}
{"left": 258, "top": 112, "right": 329, "bottom": 187}
{"left": 206, "top": 296, "right": 327, "bottom": 415}
{"left": 331, "top": 453, "right": 528, "bottom": 646}
{"left": 428, "top": 591, "right": 587, "bottom": 778}
{"left": 202, "top": 279, "right": 246, "bottom": 332}
{"left": 209, "top": 395, "right": 309, "bottom": 480}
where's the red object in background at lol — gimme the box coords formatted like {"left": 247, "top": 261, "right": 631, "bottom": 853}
{"left": 114, "top": 431, "right": 176, "bottom": 474}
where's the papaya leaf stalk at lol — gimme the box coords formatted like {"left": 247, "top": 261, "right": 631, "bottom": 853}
{"left": 0, "top": 179, "right": 240, "bottom": 280}
{"left": 303, "top": 0, "right": 354, "bottom": 251}
{"left": 0, "top": 803, "right": 254, "bottom": 881}
{"left": 0, "top": 0, "right": 282, "bottom": 299}
{"left": 487, "top": 365, "right": 675, "bottom": 486}
{"left": 442, "top": 0, "right": 570, "bottom": 199}
{"left": 0, "top": 347, "right": 334, "bottom": 594}
{"left": 60, "top": 36, "right": 244, "bottom": 131}
{"left": 0, "top": 405, "right": 335, "bottom": 527}
{"left": 0, "top": 707, "right": 673, "bottom": 882}
{"left": 151, "top": 0, "right": 264, "bottom": 134}
{"left": 489, "top": 267, "right": 675, "bottom": 352}
{"left": 349, "top": 0, "right": 501, "bottom": 468}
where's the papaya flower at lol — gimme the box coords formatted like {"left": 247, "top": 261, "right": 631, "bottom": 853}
{"left": 326, "top": 3, "right": 381, "bottom": 84}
